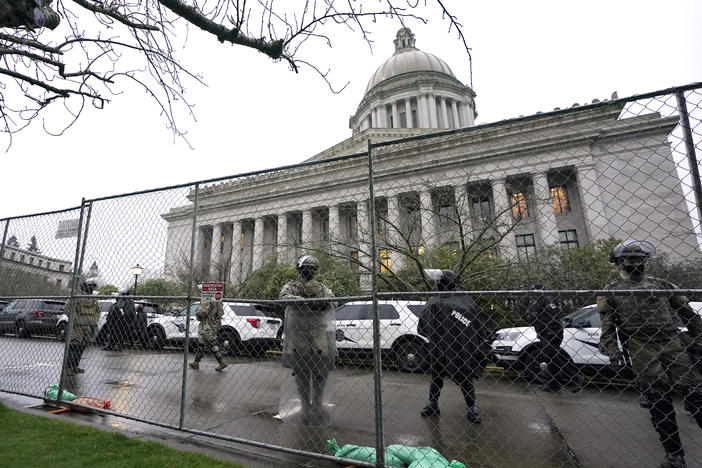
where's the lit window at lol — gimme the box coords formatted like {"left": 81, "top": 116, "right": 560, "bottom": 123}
{"left": 412, "top": 245, "right": 425, "bottom": 255}
{"left": 550, "top": 186, "right": 570, "bottom": 214}
{"left": 511, "top": 193, "right": 529, "bottom": 219}
{"left": 350, "top": 251, "right": 359, "bottom": 269}
{"left": 558, "top": 229, "right": 579, "bottom": 248}
{"left": 379, "top": 249, "right": 391, "bottom": 273}
{"left": 516, "top": 234, "right": 536, "bottom": 260}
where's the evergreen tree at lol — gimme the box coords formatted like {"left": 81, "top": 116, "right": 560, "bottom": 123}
{"left": 6, "top": 235, "right": 20, "bottom": 247}
{"left": 26, "top": 235, "right": 41, "bottom": 253}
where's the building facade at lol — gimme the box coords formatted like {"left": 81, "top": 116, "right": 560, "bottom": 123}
{"left": 162, "top": 28, "right": 700, "bottom": 286}
{"left": 0, "top": 245, "right": 73, "bottom": 287}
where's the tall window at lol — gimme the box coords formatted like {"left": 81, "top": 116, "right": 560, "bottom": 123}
{"left": 406, "top": 205, "right": 421, "bottom": 234}
{"left": 347, "top": 214, "right": 358, "bottom": 240}
{"left": 59, "top": 264, "right": 65, "bottom": 272}
{"left": 9, "top": 252, "right": 15, "bottom": 260}
{"left": 550, "top": 186, "right": 570, "bottom": 214}
{"left": 350, "top": 251, "right": 359, "bottom": 269}
{"left": 438, "top": 204, "right": 456, "bottom": 229}
{"left": 511, "top": 193, "right": 529, "bottom": 219}
{"left": 321, "top": 217, "right": 329, "bottom": 242}
{"left": 516, "top": 234, "right": 536, "bottom": 260}
{"left": 558, "top": 229, "right": 579, "bottom": 248}
{"left": 471, "top": 197, "right": 491, "bottom": 222}
{"left": 379, "top": 249, "right": 391, "bottom": 274}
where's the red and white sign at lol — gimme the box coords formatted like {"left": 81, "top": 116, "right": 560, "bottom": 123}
{"left": 201, "top": 282, "right": 224, "bottom": 302}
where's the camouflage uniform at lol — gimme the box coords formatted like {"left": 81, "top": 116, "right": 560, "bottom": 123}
{"left": 598, "top": 274, "right": 702, "bottom": 465}
{"left": 64, "top": 296, "right": 100, "bottom": 374}
{"left": 190, "top": 300, "right": 227, "bottom": 371}
{"left": 280, "top": 256, "right": 336, "bottom": 420}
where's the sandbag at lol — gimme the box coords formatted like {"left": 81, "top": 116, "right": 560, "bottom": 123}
{"left": 44, "top": 384, "right": 77, "bottom": 401}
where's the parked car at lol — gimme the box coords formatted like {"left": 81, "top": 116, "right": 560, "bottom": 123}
{"left": 56, "top": 300, "right": 163, "bottom": 343}
{"left": 0, "top": 298, "right": 66, "bottom": 338}
{"left": 491, "top": 301, "right": 702, "bottom": 380}
{"left": 333, "top": 300, "right": 428, "bottom": 372}
{"left": 145, "top": 301, "right": 282, "bottom": 356}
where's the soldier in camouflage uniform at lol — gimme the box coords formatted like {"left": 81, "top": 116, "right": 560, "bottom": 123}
{"left": 597, "top": 240, "right": 702, "bottom": 468}
{"left": 64, "top": 279, "right": 100, "bottom": 376}
{"left": 280, "top": 255, "right": 336, "bottom": 423}
{"left": 189, "top": 295, "right": 228, "bottom": 372}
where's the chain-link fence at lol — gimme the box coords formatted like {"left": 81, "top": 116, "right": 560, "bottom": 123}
{"left": 1, "top": 83, "right": 701, "bottom": 467}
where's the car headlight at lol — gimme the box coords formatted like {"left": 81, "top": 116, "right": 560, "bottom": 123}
{"left": 494, "top": 331, "right": 522, "bottom": 342}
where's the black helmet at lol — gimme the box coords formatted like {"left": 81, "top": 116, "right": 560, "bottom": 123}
{"left": 297, "top": 255, "right": 320, "bottom": 271}
{"left": 81, "top": 278, "right": 98, "bottom": 292}
{"left": 437, "top": 270, "right": 461, "bottom": 291}
{"left": 609, "top": 240, "right": 655, "bottom": 263}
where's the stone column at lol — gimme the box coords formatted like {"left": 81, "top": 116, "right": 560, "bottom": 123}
{"left": 277, "top": 213, "right": 288, "bottom": 264}
{"left": 491, "top": 179, "right": 517, "bottom": 260}
{"left": 461, "top": 99, "right": 473, "bottom": 126}
{"left": 576, "top": 166, "right": 610, "bottom": 241}
{"left": 209, "top": 223, "right": 222, "bottom": 280}
{"left": 532, "top": 172, "right": 560, "bottom": 246}
{"left": 251, "top": 217, "right": 265, "bottom": 271}
{"left": 418, "top": 93, "right": 429, "bottom": 128}
{"left": 329, "top": 204, "right": 341, "bottom": 253}
{"left": 428, "top": 93, "right": 438, "bottom": 128}
{"left": 371, "top": 107, "right": 377, "bottom": 128}
{"left": 302, "top": 209, "right": 313, "bottom": 249}
{"left": 377, "top": 104, "right": 387, "bottom": 129}
{"left": 451, "top": 100, "right": 460, "bottom": 129}
{"left": 454, "top": 184, "right": 472, "bottom": 245}
{"left": 404, "top": 98, "right": 413, "bottom": 128}
{"left": 357, "top": 200, "right": 372, "bottom": 291}
{"left": 229, "top": 220, "right": 243, "bottom": 285}
{"left": 419, "top": 190, "right": 437, "bottom": 248}
{"left": 386, "top": 195, "right": 405, "bottom": 270}
{"left": 391, "top": 101, "right": 399, "bottom": 128}
{"left": 440, "top": 97, "right": 450, "bottom": 129}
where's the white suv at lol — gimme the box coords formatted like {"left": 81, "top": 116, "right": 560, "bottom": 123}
{"left": 334, "top": 300, "right": 428, "bottom": 372}
{"left": 146, "top": 301, "right": 282, "bottom": 356}
{"left": 491, "top": 302, "right": 702, "bottom": 380}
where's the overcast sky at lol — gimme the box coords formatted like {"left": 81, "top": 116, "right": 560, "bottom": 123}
{"left": 1, "top": 1, "right": 700, "bottom": 286}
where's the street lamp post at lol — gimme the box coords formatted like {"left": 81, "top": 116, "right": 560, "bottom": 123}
{"left": 131, "top": 264, "right": 143, "bottom": 295}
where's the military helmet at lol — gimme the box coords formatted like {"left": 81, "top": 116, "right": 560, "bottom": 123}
{"left": 297, "top": 255, "right": 320, "bottom": 271}
{"left": 609, "top": 240, "right": 656, "bottom": 263}
{"left": 437, "top": 269, "right": 461, "bottom": 291}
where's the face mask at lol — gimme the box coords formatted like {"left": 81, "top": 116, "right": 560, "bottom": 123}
{"left": 623, "top": 264, "right": 645, "bottom": 277}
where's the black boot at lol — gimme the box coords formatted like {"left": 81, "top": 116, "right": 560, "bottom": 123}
{"left": 661, "top": 452, "right": 686, "bottom": 468}
{"left": 466, "top": 405, "right": 482, "bottom": 424}
{"left": 420, "top": 400, "right": 440, "bottom": 417}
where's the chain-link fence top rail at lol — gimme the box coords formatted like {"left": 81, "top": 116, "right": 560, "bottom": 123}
{"left": 1, "top": 83, "right": 702, "bottom": 468}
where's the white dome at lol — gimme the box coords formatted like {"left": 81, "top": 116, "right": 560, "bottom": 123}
{"left": 365, "top": 48, "right": 456, "bottom": 93}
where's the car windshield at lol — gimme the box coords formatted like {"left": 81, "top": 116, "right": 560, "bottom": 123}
{"left": 406, "top": 304, "right": 426, "bottom": 317}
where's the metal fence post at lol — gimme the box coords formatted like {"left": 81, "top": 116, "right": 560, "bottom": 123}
{"left": 56, "top": 199, "right": 87, "bottom": 404}
{"left": 367, "top": 140, "right": 386, "bottom": 468}
{"left": 78, "top": 202, "right": 93, "bottom": 278}
{"left": 0, "top": 219, "right": 10, "bottom": 278}
{"left": 676, "top": 90, "right": 702, "bottom": 230}
{"left": 180, "top": 183, "right": 200, "bottom": 429}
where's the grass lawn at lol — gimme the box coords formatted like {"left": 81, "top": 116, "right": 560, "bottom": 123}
{"left": 0, "top": 402, "right": 248, "bottom": 468}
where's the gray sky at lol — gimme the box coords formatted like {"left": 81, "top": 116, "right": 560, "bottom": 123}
{"left": 1, "top": 1, "right": 701, "bottom": 287}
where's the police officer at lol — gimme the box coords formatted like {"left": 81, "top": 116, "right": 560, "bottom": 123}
{"left": 418, "top": 270, "right": 491, "bottom": 423}
{"left": 64, "top": 279, "right": 100, "bottom": 376}
{"left": 528, "top": 284, "right": 583, "bottom": 393}
{"left": 598, "top": 240, "right": 702, "bottom": 468}
{"left": 280, "top": 255, "right": 336, "bottom": 424}
{"left": 104, "top": 291, "right": 136, "bottom": 351}
{"left": 189, "top": 291, "right": 228, "bottom": 372}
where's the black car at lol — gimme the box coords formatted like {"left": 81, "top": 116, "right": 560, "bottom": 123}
{"left": 0, "top": 298, "right": 66, "bottom": 338}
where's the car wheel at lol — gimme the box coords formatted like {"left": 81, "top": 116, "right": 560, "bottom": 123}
{"left": 218, "top": 329, "right": 240, "bottom": 356}
{"left": 15, "top": 320, "right": 30, "bottom": 339}
{"left": 146, "top": 326, "right": 166, "bottom": 350}
{"left": 393, "top": 340, "right": 427, "bottom": 373}
{"left": 56, "top": 322, "right": 67, "bottom": 341}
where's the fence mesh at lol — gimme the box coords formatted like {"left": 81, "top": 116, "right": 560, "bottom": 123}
{"left": 1, "top": 84, "right": 702, "bottom": 467}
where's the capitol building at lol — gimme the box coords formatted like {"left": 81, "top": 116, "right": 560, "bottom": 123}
{"left": 162, "top": 28, "right": 700, "bottom": 286}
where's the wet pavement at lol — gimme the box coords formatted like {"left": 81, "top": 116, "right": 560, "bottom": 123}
{"left": 1, "top": 337, "right": 701, "bottom": 467}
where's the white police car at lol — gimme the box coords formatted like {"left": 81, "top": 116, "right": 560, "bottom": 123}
{"left": 491, "top": 302, "right": 702, "bottom": 380}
